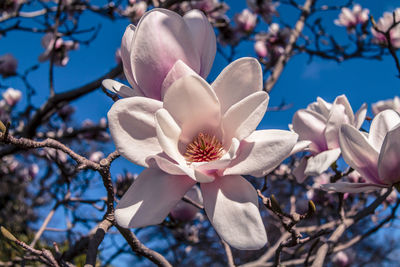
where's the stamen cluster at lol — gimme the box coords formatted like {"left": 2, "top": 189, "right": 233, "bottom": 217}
{"left": 184, "top": 133, "right": 224, "bottom": 163}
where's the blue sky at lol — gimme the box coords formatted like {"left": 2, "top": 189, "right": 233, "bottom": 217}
{"left": 1, "top": 0, "right": 400, "bottom": 264}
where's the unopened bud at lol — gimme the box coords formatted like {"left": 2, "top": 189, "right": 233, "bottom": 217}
{"left": 306, "top": 200, "right": 316, "bottom": 218}
{"left": 270, "top": 194, "right": 282, "bottom": 213}
{"left": 1, "top": 226, "right": 17, "bottom": 242}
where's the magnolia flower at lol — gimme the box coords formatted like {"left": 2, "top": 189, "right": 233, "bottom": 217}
{"left": 235, "top": 9, "right": 257, "bottom": 33}
{"left": 0, "top": 54, "right": 18, "bottom": 78}
{"left": 180, "top": 0, "right": 229, "bottom": 23}
{"left": 334, "top": 4, "right": 369, "bottom": 29}
{"left": 322, "top": 110, "right": 400, "bottom": 193}
{"left": 122, "top": 1, "right": 147, "bottom": 23}
{"left": 246, "top": 0, "right": 278, "bottom": 23}
{"left": 38, "top": 33, "right": 79, "bottom": 66}
{"left": 2, "top": 88, "right": 21, "bottom": 106}
{"left": 332, "top": 251, "right": 351, "bottom": 267}
{"left": 371, "top": 8, "right": 400, "bottom": 49}
{"left": 292, "top": 95, "right": 366, "bottom": 182}
{"left": 371, "top": 96, "right": 400, "bottom": 115}
{"left": 108, "top": 58, "right": 298, "bottom": 249}
{"left": 254, "top": 40, "right": 268, "bottom": 57}
{"left": 170, "top": 186, "right": 203, "bottom": 222}
{"left": 103, "top": 8, "right": 216, "bottom": 101}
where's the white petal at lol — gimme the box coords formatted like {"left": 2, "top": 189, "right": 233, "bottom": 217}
{"left": 304, "top": 148, "right": 341, "bottom": 176}
{"left": 121, "top": 24, "right": 140, "bottom": 90}
{"left": 212, "top": 58, "right": 263, "bottom": 114}
{"left": 155, "top": 109, "right": 185, "bottom": 164}
{"left": 163, "top": 75, "right": 221, "bottom": 144}
{"left": 183, "top": 10, "right": 216, "bottom": 78}
{"left": 339, "top": 124, "right": 381, "bottom": 184}
{"left": 102, "top": 79, "right": 141, "bottom": 98}
{"left": 369, "top": 109, "right": 400, "bottom": 151}
{"left": 378, "top": 123, "right": 400, "bottom": 185}
{"left": 334, "top": 95, "right": 354, "bottom": 125}
{"left": 354, "top": 103, "right": 367, "bottom": 129}
{"left": 107, "top": 97, "right": 162, "bottom": 167}
{"left": 224, "top": 130, "right": 298, "bottom": 177}
{"left": 292, "top": 109, "right": 328, "bottom": 153}
{"left": 201, "top": 175, "right": 267, "bottom": 250}
{"left": 324, "top": 103, "right": 346, "bottom": 149}
{"left": 115, "top": 168, "right": 196, "bottom": 228}
{"left": 321, "top": 182, "right": 386, "bottom": 193}
{"left": 160, "top": 60, "right": 197, "bottom": 99}
{"left": 290, "top": 140, "right": 311, "bottom": 155}
{"left": 132, "top": 9, "right": 200, "bottom": 100}
{"left": 293, "top": 157, "right": 308, "bottom": 183}
{"left": 222, "top": 91, "right": 269, "bottom": 144}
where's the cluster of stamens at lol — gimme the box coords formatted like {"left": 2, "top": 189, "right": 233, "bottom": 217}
{"left": 184, "top": 133, "right": 224, "bottom": 163}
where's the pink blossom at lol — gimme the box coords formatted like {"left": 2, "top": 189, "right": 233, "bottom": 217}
{"left": 2, "top": 88, "right": 22, "bottom": 106}
{"left": 102, "top": 8, "right": 216, "bottom": 101}
{"left": 108, "top": 58, "right": 298, "bottom": 249}
{"left": 235, "top": 9, "right": 257, "bottom": 33}
{"left": 334, "top": 4, "right": 369, "bottom": 29}
{"left": 371, "top": 96, "right": 400, "bottom": 115}
{"left": 122, "top": 1, "right": 147, "bottom": 23}
{"left": 0, "top": 54, "right": 18, "bottom": 78}
{"left": 292, "top": 95, "right": 367, "bottom": 182}
{"left": 254, "top": 40, "right": 268, "bottom": 57}
{"left": 322, "top": 110, "right": 400, "bottom": 193}
{"left": 170, "top": 186, "right": 203, "bottom": 222}
{"left": 371, "top": 8, "right": 400, "bottom": 48}
{"left": 38, "top": 33, "right": 79, "bottom": 66}
{"left": 247, "top": 0, "right": 278, "bottom": 23}
{"left": 332, "top": 251, "right": 350, "bottom": 267}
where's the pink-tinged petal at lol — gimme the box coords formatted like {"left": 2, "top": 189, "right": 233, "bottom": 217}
{"left": 304, "top": 148, "right": 341, "bottom": 176}
{"left": 115, "top": 168, "right": 196, "bottom": 228}
{"left": 160, "top": 60, "right": 197, "bottom": 99}
{"left": 293, "top": 157, "right": 308, "bottom": 183}
{"left": 324, "top": 104, "right": 346, "bottom": 149}
{"left": 378, "top": 124, "right": 400, "bottom": 185}
{"left": 222, "top": 91, "right": 269, "bottom": 144}
{"left": 201, "top": 175, "right": 267, "bottom": 250}
{"left": 155, "top": 109, "right": 185, "bottom": 164}
{"left": 368, "top": 109, "right": 400, "bottom": 151}
{"left": 183, "top": 10, "right": 216, "bottom": 78}
{"left": 146, "top": 153, "right": 215, "bottom": 183}
{"left": 354, "top": 103, "right": 367, "bottom": 129}
{"left": 290, "top": 140, "right": 311, "bottom": 155}
{"left": 108, "top": 97, "right": 162, "bottom": 167}
{"left": 163, "top": 75, "right": 221, "bottom": 144}
{"left": 102, "top": 79, "right": 142, "bottom": 98}
{"left": 292, "top": 109, "right": 327, "bottom": 153}
{"left": 224, "top": 130, "right": 298, "bottom": 177}
{"left": 334, "top": 95, "right": 354, "bottom": 124}
{"left": 321, "top": 182, "right": 386, "bottom": 193}
{"left": 212, "top": 58, "right": 263, "bottom": 114}
{"left": 339, "top": 124, "right": 381, "bottom": 184}
{"left": 132, "top": 9, "right": 200, "bottom": 100}
{"left": 121, "top": 24, "right": 140, "bottom": 90}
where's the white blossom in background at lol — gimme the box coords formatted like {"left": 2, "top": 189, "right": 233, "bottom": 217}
{"left": 108, "top": 57, "right": 298, "bottom": 250}
{"left": 371, "top": 96, "right": 400, "bottom": 115}
{"left": 246, "top": 0, "right": 278, "bottom": 23}
{"left": 291, "top": 95, "right": 366, "bottom": 182}
{"left": 102, "top": 8, "right": 216, "bottom": 101}
{"left": 0, "top": 53, "right": 18, "bottom": 78}
{"left": 371, "top": 8, "right": 400, "bottom": 49}
{"left": 332, "top": 251, "right": 351, "bottom": 267}
{"left": 38, "top": 33, "right": 79, "bottom": 66}
{"left": 122, "top": 0, "right": 147, "bottom": 23}
{"left": 235, "top": 9, "right": 257, "bottom": 33}
{"left": 89, "top": 151, "right": 104, "bottom": 163}
{"left": 322, "top": 110, "right": 400, "bottom": 193}
{"left": 2, "top": 88, "right": 22, "bottom": 106}
{"left": 254, "top": 40, "right": 268, "bottom": 57}
{"left": 334, "top": 4, "right": 369, "bottom": 29}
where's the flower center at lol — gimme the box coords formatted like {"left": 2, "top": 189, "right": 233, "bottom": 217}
{"left": 184, "top": 133, "right": 224, "bottom": 163}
